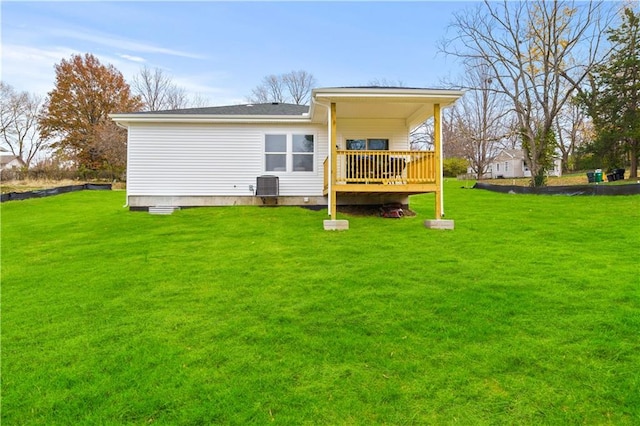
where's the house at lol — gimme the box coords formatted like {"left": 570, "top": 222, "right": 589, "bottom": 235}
{"left": 0, "top": 152, "right": 24, "bottom": 171}
{"left": 488, "top": 149, "right": 562, "bottom": 179}
{"left": 110, "top": 86, "right": 464, "bottom": 229}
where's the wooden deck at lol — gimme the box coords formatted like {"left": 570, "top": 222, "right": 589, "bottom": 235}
{"left": 323, "top": 150, "right": 438, "bottom": 195}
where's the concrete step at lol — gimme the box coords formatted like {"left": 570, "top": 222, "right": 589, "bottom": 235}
{"left": 149, "top": 206, "right": 179, "bottom": 215}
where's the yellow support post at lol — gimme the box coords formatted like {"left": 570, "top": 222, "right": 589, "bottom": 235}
{"left": 330, "top": 102, "right": 337, "bottom": 220}
{"left": 434, "top": 103, "right": 442, "bottom": 220}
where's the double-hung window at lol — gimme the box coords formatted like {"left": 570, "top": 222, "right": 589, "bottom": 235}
{"left": 265, "top": 134, "right": 315, "bottom": 172}
{"left": 292, "top": 134, "right": 314, "bottom": 171}
{"left": 265, "top": 134, "right": 287, "bottom": 172}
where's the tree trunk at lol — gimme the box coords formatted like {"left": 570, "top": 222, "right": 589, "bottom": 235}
{"left": 630, "top": 139, "right": 639, "bottom": 178}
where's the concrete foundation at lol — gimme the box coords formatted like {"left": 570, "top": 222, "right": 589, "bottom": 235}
{"left": 128, "top": 195, "right": 328, "bottom": 208}
{"left": 323, "top": 220, "right": 349, "bottom": 231}
{"left": 424, "top": 219, "right": 455, "bottom": 230}
{"left": 128, "top": 194, "right": 410, "bottom": 209}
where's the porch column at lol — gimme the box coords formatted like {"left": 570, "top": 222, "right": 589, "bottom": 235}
{"left": 424, "top": 103, "right": 454, "bottom": 229}
{"left": 434, "top": 103, "right": 443, "bottom": 219}
{"left": 330, "top": 102, "right": 337, "bottom": 220}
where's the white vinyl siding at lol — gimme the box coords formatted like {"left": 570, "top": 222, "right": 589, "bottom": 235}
{"left": 264, "top": 133, "right": 315, "bottom": 172}
{"left": 127, "top": 123, "right": 327, "bottom": 197}
{"left": 336, "top": 118, "right": 409, "bottom": 150}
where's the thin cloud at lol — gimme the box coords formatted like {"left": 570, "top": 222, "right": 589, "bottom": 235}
{"left": 1, "top": 44, "right": 78, "bottom": 95}
{"left": 51, "top": 28, "right": 207, "bottom": 60}
{"left": 3, "top": 44, "right": 145, "bottom": 97}
{"left": 120, "top": 54, "right": 146, "bottom": 63}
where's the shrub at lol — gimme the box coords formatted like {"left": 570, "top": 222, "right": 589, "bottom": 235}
{"left": 443, "top": 157, "right": 468, "bottom": 177}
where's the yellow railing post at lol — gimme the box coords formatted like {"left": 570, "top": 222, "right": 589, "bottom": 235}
{"left": 335, "top": 150, "right": 437, "bottom": 185}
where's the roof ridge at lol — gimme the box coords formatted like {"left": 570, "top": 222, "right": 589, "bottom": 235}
{"left": 132, "top": 103, "right": 310, "bottom": 116}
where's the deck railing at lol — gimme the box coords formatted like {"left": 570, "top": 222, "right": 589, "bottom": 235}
{"left": 335, "top": 150, "right": 436, "bottom": 185}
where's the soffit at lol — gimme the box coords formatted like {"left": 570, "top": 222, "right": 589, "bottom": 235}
{"left": 310, "top": 90, "right": 463, "bottom": 127}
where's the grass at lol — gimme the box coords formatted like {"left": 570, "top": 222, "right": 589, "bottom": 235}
{"left": 2, "top": 182, "right": 639, "bottom": 424}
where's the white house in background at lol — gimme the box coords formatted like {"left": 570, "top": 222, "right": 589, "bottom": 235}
{"left": 488, "top": 149, "right": 562, "bottom": 179}
{"left": 111, "top": 86, "right": 464, "bottom": 228}
{"left": 0, "top": 151, "right": 24, "bottom": 171}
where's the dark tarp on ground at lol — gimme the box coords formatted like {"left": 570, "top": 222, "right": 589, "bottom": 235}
{"left": 1, "top": 183, "right": 112, "bottom": 202}
{"left": 473, "top": 182, "right": 640, "bottom": 196}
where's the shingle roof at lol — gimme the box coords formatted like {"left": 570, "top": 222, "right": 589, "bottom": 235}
{"left": 329, "top": 85, "right": 439, "bottom": 90}
{"left": 134, "top": 103, "right": 309, "bottom": 116}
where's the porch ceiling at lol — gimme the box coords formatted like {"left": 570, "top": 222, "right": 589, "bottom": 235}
{"left": 310, "top": 87, "right": 464, "bottom": 128}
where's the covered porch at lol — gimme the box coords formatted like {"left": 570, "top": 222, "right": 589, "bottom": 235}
{"left": 309, "top": 87, "right": 463, "bottom": 228}
{"left": 323, "top": 149, "right": 437, "bottom": 194}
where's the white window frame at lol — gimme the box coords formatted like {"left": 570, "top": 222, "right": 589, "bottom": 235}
{"left": 345, "top": 138, "right": 390, "bottom": 151}
{"left": 292, "top": 134, "right": 315, "bottom": 172}
{"left": 264, "top": 133, "right": 316, "bottom": 173}
{"left": 264, "top": 134, "right": 287, "bottom": 172}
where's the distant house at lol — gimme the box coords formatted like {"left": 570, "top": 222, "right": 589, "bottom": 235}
{"left": 488, "top": 149, "right": 561, "bottom": 179}
{"left": 111, "top": 86, "right": 464, "bottom": 228}
{"left": 0, "top": 153, "right": 24, "bottom": 171}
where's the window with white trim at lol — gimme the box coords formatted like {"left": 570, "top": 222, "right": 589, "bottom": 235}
{"left": 292, "top": 134, "right": 314, "bottom": 171}
{"left": 264, "top": 133, "right": 315, "bottom": 172}
{"left": 265, "top": 134, "right": 287, "bottom": 172}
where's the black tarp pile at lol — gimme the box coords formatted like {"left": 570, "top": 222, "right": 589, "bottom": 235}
{"left": 1, "top": 183, "right": 112, "bottom": 202}
{"left": 379, "top": 203, "right": 405, "bottom": 218}
{"left": 473, "top": 181, "right": 640, "bottom": 196}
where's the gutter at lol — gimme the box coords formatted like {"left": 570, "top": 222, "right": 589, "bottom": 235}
{"left": 108, "top": 114, "right": 312, "bottom": 126}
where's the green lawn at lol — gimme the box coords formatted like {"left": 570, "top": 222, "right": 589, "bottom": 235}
{"left": 2, "top": 182, "right": 639, "bottom": 425}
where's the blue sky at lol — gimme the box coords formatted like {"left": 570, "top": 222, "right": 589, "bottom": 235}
{"left": 2, "top": 1, "right": 472, "bottom": 106}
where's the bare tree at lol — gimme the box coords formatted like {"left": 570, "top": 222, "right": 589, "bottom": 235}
{"left": 165, "top": 85, "right": 188, "bottom": 110}
{"left": 441, "top": 0, "right": 615, "bottom": 186}
{"left": 554, "top": 99, "right": 592, "bottom": 172}
{"left": 410, "top": 119, "right": 434, "bottom": 151}
{"left": 449, "top": 61, "right": 513, "bottom": 179}
{"left": 0, "top": 82, "right": 49, "bottom": 168}
{"left": 189, "top": 93, "right": 211, "bottom": 108}
{"left": 248, "top": 71, "right": 316, "bottom": 105}
{"left": 368, "top": 78, "right": 406, "bottom": 87}
{"left": 132, "top": 66, "right": 190, "bottom": 111}
{"left": 250, "top": 74, "right": 286, "bottom": 104}
{"left": 284, "top": 70, "right": 317, "bottom": 105}
{"left": 91, "top": 120, "right": 128, "bottom": 180}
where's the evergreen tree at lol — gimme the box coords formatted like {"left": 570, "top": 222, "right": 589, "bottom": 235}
{"left": 581, "top": 8, "right": 640, "bottom": 177}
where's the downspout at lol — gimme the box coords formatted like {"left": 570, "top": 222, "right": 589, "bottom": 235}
{"left": 438, "top": 105, "right": 444, "bottom": 217}
{"left": 314, "top": 98, "right": 332, "bottom": 216}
